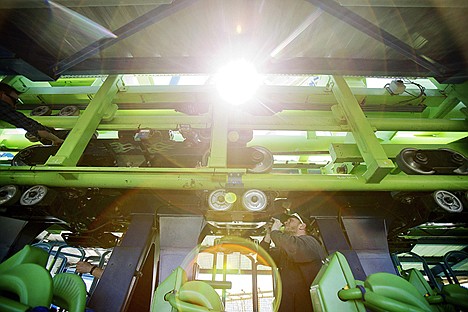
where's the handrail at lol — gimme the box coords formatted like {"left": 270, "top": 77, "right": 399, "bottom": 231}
{"left": 401, "top": 251, "right": 442, "bottom": 292}
{"left": 443, "top": 250, "right": 468, "bottom": 285}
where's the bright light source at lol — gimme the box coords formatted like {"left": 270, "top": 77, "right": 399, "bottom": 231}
{"left": 215, "top": 60, "right": 260, "bottom": 105}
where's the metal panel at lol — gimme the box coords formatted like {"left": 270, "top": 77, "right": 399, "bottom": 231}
{"left": 88, "top": 204, "right": 157, "bottom": 312}
{"left": 53, "top": 0, "right": 199, "bottom": 76}
{"left": 304, "top": 0, "right": 449, "bottom": 76}
{"left": 342, "top": 217, "right": 397, "bottom": 275}
{"left": 158, "top": 215, "right": 204, "bottom": 283}
{"left": 316, "top": 218, "right": 367, "bottom": 280}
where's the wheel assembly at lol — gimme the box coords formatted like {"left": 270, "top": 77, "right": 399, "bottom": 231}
{"left": 208, "top": 189, "right": 234, "bottom": 211}
{"left": 247, "top": 146, "right": 274, "bottom": 173}
{"left": 30, "top": 105, "right": 52, "bottom": 116}
{"left": 396, "top": 148, "right": 467, "bottom": 175}
{"left": 59, "top": 105, "right": 80, "bottom": 116}
{"left": 20, "top": 185, "right": 56, "bottom": 206}
{"left": 0, "top": 185, "right": 21, "bottom": 206}
{"left": 242, "top": 189, "right": 267, "bottom": 212}
{"left": 432, "top": 190, "right": 463, "bottom": 213}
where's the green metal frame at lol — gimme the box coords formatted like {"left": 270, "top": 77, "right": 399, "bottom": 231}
{"left": 0, "top": 74, "right": 467, "bottom": 192}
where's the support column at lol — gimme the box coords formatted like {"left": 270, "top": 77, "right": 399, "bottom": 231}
{"left": 208, "top": 103, "right": 228, "bottom": 168}
{"left": 88, "top": 201, "right": 158, "bottom": 312}
{"left": 331, "top": 76, "right": 395, "bottom": 182}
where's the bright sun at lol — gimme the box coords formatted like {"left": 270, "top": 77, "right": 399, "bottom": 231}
{"left": 215, "top": 59, "right": 261, "bottom": 106}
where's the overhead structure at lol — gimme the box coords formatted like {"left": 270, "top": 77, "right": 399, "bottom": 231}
{"left": 0, "top": 1, "right": 467, "bottom": 311}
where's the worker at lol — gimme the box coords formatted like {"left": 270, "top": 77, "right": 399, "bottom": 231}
{"left": 261, "top": 212, "right": 326, "bottom": 312}
{"left": 0, "top": 82, "right": 64, "bottom": 145}
{"left": 76, "top": 261, "right": 104, "bottom": 279}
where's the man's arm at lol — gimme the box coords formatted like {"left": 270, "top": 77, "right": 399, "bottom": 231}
{"left": 270, "top": 231, "right": 323, "bottom": 263}
{"left": 260, "top": 219, "right": 282, "bottom": 263}
{"left": 36, "top": 129, "right": 64, "bottom": 145}
{"left": 76, "top": 261, "right": 104, "bottom": 279}
{"left": 0, "top": 104, "right": 63, "bottom": 145}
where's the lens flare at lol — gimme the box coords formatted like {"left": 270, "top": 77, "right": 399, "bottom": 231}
{"left": 215, "top": 60, "right": 261, "bottom": 105}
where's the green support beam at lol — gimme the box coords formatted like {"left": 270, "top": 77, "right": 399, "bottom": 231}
{"left": 45, "top": 75, "right": 121, "bottom": 166}
{"left": 331, "top": 76, "right": 395, "bottom": 182}
{"left": 19, "top": 84, "right": 446, "bottom": 107}
{"left": 1, "top": 166, "right": 467, "bottom": 191}
{"left": 5, "top": 112, "right": 467, "bottom": 132}
{"left": 207, "top": 103, "right": 228, "bottom": 167}
{"left": 329, "top": 143, "right": 468, "bottom": 163}
{"left": 429, "top": 94, "right": 460, "bottom": 118}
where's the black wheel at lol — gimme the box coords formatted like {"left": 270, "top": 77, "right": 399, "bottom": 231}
{"left": 0, "top": 185, "right": 21, "bottom": 206}
{"left": 248, "top": 146, "right": 274, "bottom": 173}
{"left": 433, "top": 190, "right": 463, "bottom": 213}
{"left": 30, "top": 105, "right": 52, "bottom": 116}
{"left": 59, "top": 105, "right": 80, "bottom": 116}
{"left": 395, "top": 148, "right": 435, "bottom": 175}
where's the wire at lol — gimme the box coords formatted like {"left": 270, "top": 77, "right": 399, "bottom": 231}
{"left": 397, "top": 79, "right": 426, "bottom": 104}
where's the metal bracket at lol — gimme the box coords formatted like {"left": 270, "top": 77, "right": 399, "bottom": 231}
{"left": 226, "top": 172, "right": 244, "bottom": 188}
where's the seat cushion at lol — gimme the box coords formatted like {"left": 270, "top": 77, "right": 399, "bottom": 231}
{"left": 52, "top": 273, "right": 87, "bottom": 312}
{"left": 0, "top": 246, "right": 48, "bottom": 274}
{"left": 0, "top": 263, "right": 53, "bottom": 308}
{"left": 178, "top": 281, "right": 224, "bottom": 311}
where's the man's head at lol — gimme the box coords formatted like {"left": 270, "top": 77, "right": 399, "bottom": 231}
{"left": 282, "top": 212, "right": 310, "bottom": 236}
{"left": 0, "top": 83, "right": 22, "bottom": 109}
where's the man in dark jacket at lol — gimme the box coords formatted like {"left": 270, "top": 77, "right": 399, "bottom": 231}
{"left": 261, "top": 212, "right": 326, "bottom": 312}
{"left": 0, "top": 82, "right": 63, "bottom": 145}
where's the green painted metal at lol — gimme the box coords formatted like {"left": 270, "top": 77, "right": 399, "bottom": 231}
{"left": 310, "top": 252, "right": 365, "bottom": 312}
{"left": 45, "top": 75, "right": 121, "bottom": 166}
{"left": 15, "top": 83, "right": 447, "bottom": 107}
{"left": 208, "top": 103, "right": 228, "bottom": 167}
{"left": 428, "top": 94, "right": 460, "bottom": 119}
{"left": 1, "top": 167, "right": 467, "bottom": 191}
{"left": 331, "top": 76, "right": 395, "bottom": 183}
{"left": 329, "top": 143, "right": 468, "bottom": 163}
{"left": 0, "top": 74, "right": 467, "bottom": 192}
{"left": 4, "top": 111, "right": 466, "bottom": 132}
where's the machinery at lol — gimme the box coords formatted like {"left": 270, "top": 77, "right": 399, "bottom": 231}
{"left": 0, "top": 1, "right": 467, "bottom": 311}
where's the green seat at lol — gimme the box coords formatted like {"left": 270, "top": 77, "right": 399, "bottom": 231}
{"left": 52, "top": 273, "right": 87, "bottom": 312}
{"left": 313, "top": 252, "right": 440, "bottom": 312}
{"left": 310, "top": 252, "right": 366, "bottom": 312}
{"left": 152, "top": 267, "right": 224, "bottom": 312}
{"left": 0, "top": 263, "right": 53, "bottom": 310}
{"left": 152, "top": 267, "right": 188, "bottom": 312}
{"left": 0, "top": 245, "right": 48, "bottom": 274}
{"left": 362, "top": 272, "right": 433, "bottom": 312}
{"left": 403, "top": 269, "right": 436, "bottom": 297}
{"left": 440, "top": 284, "right": 468, "bottom": 310}
{"left": 171, "top": 281, "right": 224, "bottom": 312}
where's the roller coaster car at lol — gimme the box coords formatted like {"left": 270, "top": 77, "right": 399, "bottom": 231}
{"left": 13, "top": 128, "right": 274, "bottom": 173}
{"left": 312, "top": 252, "right": 468, "bottom": 312}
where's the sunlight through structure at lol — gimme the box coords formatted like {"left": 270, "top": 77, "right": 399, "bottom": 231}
{"left": 215, "top": 60, "right": 261, "bottom": 105}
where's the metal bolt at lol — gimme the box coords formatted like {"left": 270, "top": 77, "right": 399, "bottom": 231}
{"left": 451, "top": 153, "right": 464, "bottom": 164}
{"left": 414, "top": 152, "right": 427, "bottom": 163}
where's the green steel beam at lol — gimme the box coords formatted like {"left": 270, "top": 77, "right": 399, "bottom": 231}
{"left": 452, "top": 81, "right": 468, "bottom": 107}
{"left": 207, "top": 103, "right": 228, "bottom": 167}
{"left": 18, "top": 84, "right": 446, "bottom": 107}
{"left": 331, "top": 76, "right": 395, "bottom": 182}
{"left": 329, "top": 143, "right": 468, "bottom": 163}
{"left": 6, "top": 112, "right": 467, "bottom": 132}
{"left": 0, "top": 167, "right": 467, "bottom": 191}
{"left": 45, "top": 75, "right": 121, "bottom": 166}
{"left": 428, "top": 93, "right": 460, "bottom": 118}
